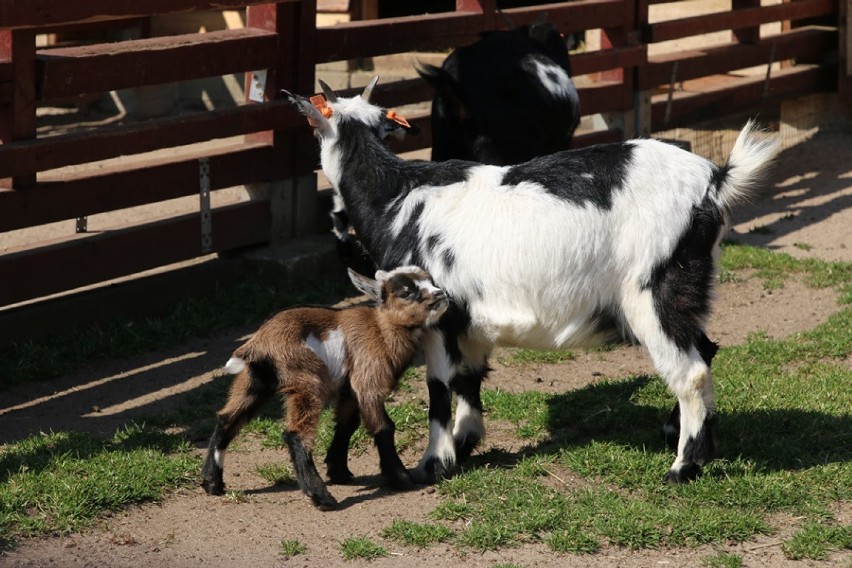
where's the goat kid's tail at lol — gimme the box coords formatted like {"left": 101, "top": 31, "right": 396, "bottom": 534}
{"left": 715, "top": 120, "right": 781, "bottom": 209}
{"left": 224, "top": 356, "right": 246, "bottom": 375}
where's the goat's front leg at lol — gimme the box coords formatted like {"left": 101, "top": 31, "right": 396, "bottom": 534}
{"left": 356, "top": 392, "right": 413, "bottom": 491}
{"left": 412, "top": 330, "right": 458, "bottom": 484}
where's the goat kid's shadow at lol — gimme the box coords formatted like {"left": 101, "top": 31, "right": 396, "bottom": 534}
{"left": 463, "top": 375, "right": 852, "bottom": 479}
{"left": 243, "top": 472, "right": 403, "bottom": 510}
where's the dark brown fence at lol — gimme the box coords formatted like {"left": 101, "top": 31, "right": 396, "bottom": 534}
{"left": 0, "top": 0, "right": 845, "bottom": 313}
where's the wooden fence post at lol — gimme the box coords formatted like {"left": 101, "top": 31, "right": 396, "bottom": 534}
{"left": 0, "top": 29, "right": 36, "bottom": 188}
{"left": 245, "top": 0, "right": 319, "bottom": 242}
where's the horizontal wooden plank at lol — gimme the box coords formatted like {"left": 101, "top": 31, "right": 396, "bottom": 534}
{"left": 577, "top": 80, "right": 629, "bottom": 114}
{"left": 0, "top": 143, "right": 275, "bottom": 232}
{"left": 572, "top": 45, "right": 647, "bottom": 76}
{"left": 639, "top": 27, "right": 837, "bottom": 90}
{"left": 316, "top": 11, "right": 485, "bottom": 62}
{"left": 0, "top": 200, "right": 270, "bottom": 307}
{"left": 572, "top": 128, "right": 624, "bottom": 147}
{"left": 502, "top": 0, "right": 630, "bottom": 35}
{"left": 37, "top": 28, "right": 278, "bottom": 100}
{"left": 650, "top": 64, "right": 836, "bottom": 130}
{"left": 0, "top": 0, "right": 294, "bottom": 30}
{"left": 644, "top": 0, "right": 835, "bottom": 43}
{"left": 0, "top": 100, "right": 300, "bottom": 178}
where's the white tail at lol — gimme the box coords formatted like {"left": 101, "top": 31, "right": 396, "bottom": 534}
{"left": 718, "top": 120, "right": 781, "bottom": 208}
{"left": 224, "top": 357, "right": 246, "bottom": 375}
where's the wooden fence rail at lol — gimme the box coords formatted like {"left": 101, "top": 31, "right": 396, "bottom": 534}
{"left": 0, "top": 0, "right": 844, "bottom": 315}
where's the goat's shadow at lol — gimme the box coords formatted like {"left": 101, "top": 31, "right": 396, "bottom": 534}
{"left": 243, "top": 472, "right": 410, "bottom": 510}
{"left": 465, "top": 375, "right": 852, "bottom": 479}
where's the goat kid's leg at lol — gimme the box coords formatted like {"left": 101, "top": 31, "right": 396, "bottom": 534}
{"left": 284, "top": 390, "right": 337, "bottom": 510}
{"left": 662, "top": 334, "right": 718, "bottom": 453}
{"left": 355, "top": 389, "right": 414, "bottom": 491}
{"left": 412, "top": 330, "right": 458, "bottom": 484}
{"left": 325, "top": 390, "right": 360, "bottom": 484}
{"left": 201, "top": 368, "right": 274, "bottom": 495}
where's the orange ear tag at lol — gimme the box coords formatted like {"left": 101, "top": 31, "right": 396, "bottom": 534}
{"left": 309, "top": 95, "right": 333, "bottom": 119}
{"left": 386, "top": 109, "right": 411, "bottom": 128}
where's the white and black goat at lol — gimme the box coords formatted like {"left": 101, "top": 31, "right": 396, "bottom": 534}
{"left": 201, "top": 266, "right": 449, "bottom": 510}
{"left": 416, "top": 14, "right": 580, "bottom": 165}
{"left": 283, "top": 78, "right": 779, "bottom": 485}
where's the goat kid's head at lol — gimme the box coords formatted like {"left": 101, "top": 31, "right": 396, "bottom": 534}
{"left": 282, "top": 77, "right": 416, "bottom": 142}
{"left": 348, "top": 266, "right": 449, "bottom": 328}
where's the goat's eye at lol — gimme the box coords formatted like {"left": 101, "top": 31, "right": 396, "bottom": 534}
{"left": 399, "top": 286, "right": 417, "bottom": 300}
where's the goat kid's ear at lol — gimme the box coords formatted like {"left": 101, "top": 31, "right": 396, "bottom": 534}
{"left": 281, "top": 89, "right": 332, "bottom": 133}
{"left": 347, "top": 268, "right": 383, "bottom": 302}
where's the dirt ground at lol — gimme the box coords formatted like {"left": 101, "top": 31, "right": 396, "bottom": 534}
{"left": 2, "top": 126, "right": 851, "bottom": 567}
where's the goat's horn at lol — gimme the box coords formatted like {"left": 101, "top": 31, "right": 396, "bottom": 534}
{"left": 497, "top": 8, "right": 516, "bottom": 30}
{"left": 318, "top": 80, "right": 339, "bottom": 102}
{"left": 362, "top": 76, "right": 380, "bottom": 103}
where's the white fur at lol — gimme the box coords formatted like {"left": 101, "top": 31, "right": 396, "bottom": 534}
{"left": 224, "top": 357, "right": 246, "bottom": 374}
{"left": 525, "top": 55, "right": 574, "bottom": 98}
{"left": 305, "top": 329, "right": 347, "bottom": 383}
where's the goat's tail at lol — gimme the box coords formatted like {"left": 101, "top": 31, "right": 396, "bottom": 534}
{"left": 715, "top": 120, "right": 781, "bottom": 209}
{"left": 224, "top": 356, "right": 246, "bottom": 375}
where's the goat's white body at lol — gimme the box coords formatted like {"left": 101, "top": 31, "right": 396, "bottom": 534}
{"left": 392, "top": 143, "right": 713, "bottom": 351}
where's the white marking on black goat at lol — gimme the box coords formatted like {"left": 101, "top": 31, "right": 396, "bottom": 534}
{"left": 285, "top": 80, "right": 780, "bottom": 486}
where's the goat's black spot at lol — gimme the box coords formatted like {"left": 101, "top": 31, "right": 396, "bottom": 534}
{"left": 436, "top": 301, "right": 472, "bottom": 366}
{"left": 248, "top": 359, "right": 279, "bottom": 395}
{"left": 682, "top": 413, "right": 717, "bottom": 466}
{"left": 441, "top": 248, "right": 456, "bottom": 272}
{"left": 388, "top": 274, "right": 418, "bottom": 300}
{"left": 648, "top": 194, "right": 722, "bottom": 351}
{"left": 501, "top": 143, "right": 634, "bottom": 210}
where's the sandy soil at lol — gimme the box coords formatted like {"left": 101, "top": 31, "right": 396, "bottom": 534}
{"left": 1, "top": 128, "right": 851, "bottom": 567}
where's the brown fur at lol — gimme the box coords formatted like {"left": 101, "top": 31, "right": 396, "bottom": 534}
{"left": 201, "top": 267, "right": 448, "bottom": 510}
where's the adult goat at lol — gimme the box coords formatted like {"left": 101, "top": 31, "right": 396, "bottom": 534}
{"left": 283, "top": 78, "right": 779, "bottom": 485}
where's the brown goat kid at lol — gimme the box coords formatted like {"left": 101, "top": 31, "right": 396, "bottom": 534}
{"left": 201, "top": 266, "right": 449, "bottom": 510}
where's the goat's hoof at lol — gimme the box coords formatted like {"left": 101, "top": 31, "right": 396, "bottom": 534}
{"left": 201, "top": 479, "right": 225, "bottom": 496}
{"left": 410, "top": 457, "right": 454, "bottom": 485}
{"left": 327, "top": 466, "right": 354, "bottom": 485}
{"left": 663, "top": 463, "right": 702, "bottom": 484}
{"left": 454, "top": 435, "right": 481, "bottom": 464}
{"left": 312, "top": 494, "right": 339, "bottom": 511}
{"left": 387, "top": 470, "right": 416, "bottom": 491}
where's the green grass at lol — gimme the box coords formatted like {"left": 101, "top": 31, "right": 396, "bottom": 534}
{"left": 339, "top": 536, "right": 388, "bottom": 560}
{"left": 279, "top": 538, "right": 307, "bottom": 558}
{"left": 382, "top": 519, "right": 453, "bottom": 548}
{"left": 702, "top": 552, "right": 743, "bottom": 568}
{"left": 0, "top": 424, "right": 197, "bottom": 543}
{"left": 782, "top": 521, "right": 852, "bottom": 560}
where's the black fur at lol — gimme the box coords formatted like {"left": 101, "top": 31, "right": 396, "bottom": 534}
{"left": 283, "top": 430, "right": 337, "bottom": 510}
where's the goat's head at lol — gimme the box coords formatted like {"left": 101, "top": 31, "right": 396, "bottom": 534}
{"left": 282, "top": 77, "right": 416, "bottom": 142}
{"left": 348, "top": 266, "right": 449, "bottom": 328}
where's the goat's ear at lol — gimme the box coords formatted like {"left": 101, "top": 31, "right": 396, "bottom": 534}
{"left": 281, "top": 89, "right": 333, "bottom": 135}
{"left": 348, "top": 268, "right": 382, "bottom": 302}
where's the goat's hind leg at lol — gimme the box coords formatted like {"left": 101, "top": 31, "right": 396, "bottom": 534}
{"left": 325, "top": 388, "right": 360, "bottom": 484}
{"left": 202, "top": 364, "right": 275, "bottom": 495}
{"left": 284, "top": 389, "right": 338, "bottom": 510}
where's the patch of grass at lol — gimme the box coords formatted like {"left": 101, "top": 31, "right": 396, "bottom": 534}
{"left": 382, "top": 519, "right": 453, "bottom": 548}
{"left": 255, "top": 462, "right": 295, "bottom": 486}
{"left": 547, "top": 525, "right": 600, "bottom": 554}
{"left": 0, "top": 265, "right": 352, "bottom": 389}
{"left": 701, "top": 552, "right": 743, "bottom": 568}
{"left": 339, "top": 536, "right": 388, "bottom": 560}
{"left": 782, "top": 521, "right": 852, "bottom": 560}
{"left": 721, "top": 242, "right": 852, "bottom": 292}
{"left": 0, "top": 425, "right": 197, "bottom": 541}
{"left": 279, "top": 538, "right": 307, "bottom": 558}
{"left": 501, "top": 348, "right": 575, "bottom": 366}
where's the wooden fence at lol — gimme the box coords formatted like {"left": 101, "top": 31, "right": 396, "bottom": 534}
{"left": 0, "top": 0, "right": 845, "bottom": 314}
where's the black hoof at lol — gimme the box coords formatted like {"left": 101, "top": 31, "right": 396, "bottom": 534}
{"left": 410, "top": 457, "right": 455, "bottom": 485}
{"left": 310, "top": 492, "right": 339, "bottom": 511}
{"left": 386, "top": 469, "right": 416, "bottom": 491}
{"left": 663, "top": 463, "right": 702, "bottom": 484}
{"left": 454, "top": 434, "right": 481, "bottom": 464}
{"left": 327, "top": 465, "right": 354, "bottom": 485}
{"left": 201, "top": 478, "right": 225, "bottom": 496}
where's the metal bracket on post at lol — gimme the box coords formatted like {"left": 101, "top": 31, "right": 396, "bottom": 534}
{"left": 199, "top": 157, "right": 212, "bottom": 254}
{"left": 75, "top": 217, "right": 88, "bottom": 233}
{"left": 248, "top": 70, "right": 268, "bottom": 103}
